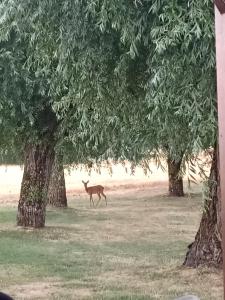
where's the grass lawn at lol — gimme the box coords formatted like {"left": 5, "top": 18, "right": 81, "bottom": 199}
{"left": 0, "top": 186, "right": 223, "bottom": 299}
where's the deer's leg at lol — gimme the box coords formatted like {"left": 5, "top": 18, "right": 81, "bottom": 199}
{"left": 102, "top": 192, "right": 107, "bottom": 206}
{"left": 89, "top": 194, "right": 93, "bottom": 207}
{"left": 96, "top": 193, "right": 101, "bottom": 207}
{"left": 91, "top": 194, "right": 95, "bottom": 208}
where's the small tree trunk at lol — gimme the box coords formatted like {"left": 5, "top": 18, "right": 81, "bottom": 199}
{"left": 48, "top": 154, "right": 67, "bottom": 207}
{"left": 17, "top": 143, "right": 55, "bottom": 228}
{"left": 167, "top": 157, "right": 184, "bottom": 197}
{"left": 183, "top": 148, "right": 222, "bottom": 268}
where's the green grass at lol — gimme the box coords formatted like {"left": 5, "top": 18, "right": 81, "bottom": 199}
{"left": 0, "top": 189, "right": 223, "bottom": 300}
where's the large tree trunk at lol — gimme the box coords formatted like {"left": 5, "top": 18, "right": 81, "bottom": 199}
{"left": 17, "top": 143, "right": 55, "bottom": 228}
{"left": 48, "top": 154, "right": 67, "bottom": 207}
{"left": 183, "top": 148, "right": 222, "bottom": 268}
{"left": 167, "top": 157, "right": 184, "bottom": 197}
{"left": 17, "top": 105, "right": 57, "bottom": 228}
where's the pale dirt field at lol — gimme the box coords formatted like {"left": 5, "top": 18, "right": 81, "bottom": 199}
{"left": 0, "top": 162, "right": 170, "bottom": 206}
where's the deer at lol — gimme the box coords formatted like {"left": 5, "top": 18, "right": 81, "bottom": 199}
{"left": 82, "top": 180, "right": 107, "bottom": 208}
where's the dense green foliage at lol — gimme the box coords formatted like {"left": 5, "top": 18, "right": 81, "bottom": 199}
{"left": 0, "top": 0, "right": 216, "bottom": 166}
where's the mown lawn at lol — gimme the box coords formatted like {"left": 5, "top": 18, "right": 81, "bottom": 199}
{"left": 0, "top": 188, "right": 223, "bottom": 299}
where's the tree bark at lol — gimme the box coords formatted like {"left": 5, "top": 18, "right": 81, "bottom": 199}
{"left": 183, "top": 148, "right": 222, "bottom": 268}
{"left": 17, "top": 143, "right": 55, "bottom": 228}
{"left": 48, "top": 154, "right": 67, "bottom": 207}
{"left": 17, "top": 105, "right": 57, "bottom": 228}
{"left": 167, "top": 157, "right": 184, "bottom": 197}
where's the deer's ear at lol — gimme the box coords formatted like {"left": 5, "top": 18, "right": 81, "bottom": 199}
{"left": 87, "top": 180, "right": 89, "bottom": 184}
{"left": 82, "top": 180, "right": 84, "bottom": 184}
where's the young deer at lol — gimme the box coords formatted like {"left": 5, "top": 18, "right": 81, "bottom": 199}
{"left": 82, "top": 180, "right": 107, "bottom": 207}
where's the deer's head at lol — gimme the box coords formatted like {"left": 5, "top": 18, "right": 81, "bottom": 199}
{"left": 82, "top": 180, "right": 89, "bottom": 187}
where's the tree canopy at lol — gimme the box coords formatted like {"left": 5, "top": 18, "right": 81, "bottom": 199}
{"left": 0, "top": 1, "right": 216, "bottom": 168}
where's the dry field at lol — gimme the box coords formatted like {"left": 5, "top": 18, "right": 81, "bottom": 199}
{"left": 0, "top": 164, "right": 223, "bottom": 299}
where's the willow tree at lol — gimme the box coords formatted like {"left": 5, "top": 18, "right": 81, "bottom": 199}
{"left": 0, "top": 0, "right": 118, "bottom": 217}
{"left": 144, "top": 1, "right": 219, "bottom": 267}
{"left": 0, "top": 20, "right": 59, "bottom": 227}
